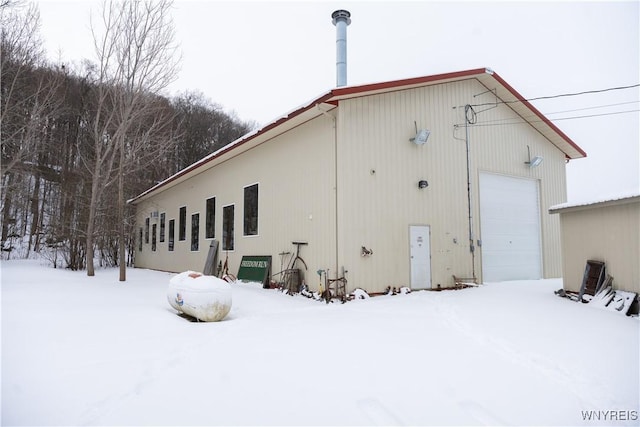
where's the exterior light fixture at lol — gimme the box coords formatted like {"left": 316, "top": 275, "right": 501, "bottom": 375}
{"left": 410, "top": 121, "right": 430, "bottom": 145}
{"left": 411, "top": 129, "right": 430, "bottom": 145}
{"left": 418, "top": 180, "right": 429, "bottom": 189}
{"left": 525, "top": 145, "right": 543, "bottom": 168}
{"left": 526, "top": 156, "right": 544, "bottom": 168}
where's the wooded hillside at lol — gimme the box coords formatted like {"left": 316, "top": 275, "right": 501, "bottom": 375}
{"left": 1, "top": 0, "right": 255, "bottom": 275}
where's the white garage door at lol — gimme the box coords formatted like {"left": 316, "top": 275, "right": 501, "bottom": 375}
{"left": 479, "top": 173, "right": 542, "bottom": 282}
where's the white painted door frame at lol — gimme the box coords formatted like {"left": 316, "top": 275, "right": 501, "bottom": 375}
{"left": 409, "top": 225, "right": 431, "bottom": 289}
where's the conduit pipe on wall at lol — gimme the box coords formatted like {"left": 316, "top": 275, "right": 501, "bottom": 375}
{"left": 464, "top": 104, "right": 476, "bottom": 278}
{"left": 317, "top": 104, "right": 340, "bottom": 283}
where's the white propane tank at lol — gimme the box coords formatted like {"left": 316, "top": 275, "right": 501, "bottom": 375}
{"left": 167, "top": 271, "right": 232, "bottom": 322}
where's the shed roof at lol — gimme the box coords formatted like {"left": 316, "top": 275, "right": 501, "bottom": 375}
{"left": 129, "top": 67, "right": 586, "bottom": 205}
{"left": 549, "top": 192, "right": 640, "bottom": 214}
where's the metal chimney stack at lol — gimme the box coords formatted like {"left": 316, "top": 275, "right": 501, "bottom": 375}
{"left": 332, "top": 10, "right": 351, "bottom": 87}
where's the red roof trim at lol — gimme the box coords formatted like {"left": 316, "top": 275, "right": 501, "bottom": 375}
{"left": 128, "top": 91, "right": 335, "bottom": 204}
{"left": 331, "top": 68, "right": 489, "bottom": 96}
{"left": 331, "top": 68, "right": 585, "bottom": 158}
{"left": 490, "top": 71, "right": 587, "bottom": 158}
{"left": 130, "top": 67, "right": 586, "bottom": 204}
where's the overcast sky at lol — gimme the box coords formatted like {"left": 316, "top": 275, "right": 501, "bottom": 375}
{"left": 36, "top": 0, "right": 639, "bottom": 202}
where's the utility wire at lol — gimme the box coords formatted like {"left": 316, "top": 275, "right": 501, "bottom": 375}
{"left": 542, "top": 109, "right": 639, "bottom": 121}
{"left": 545, "top": 100, "right": 640, "bottom": 116}
{"left": 457, "top": 108, "right": 640, "bottom": 128}
{"left": 470, "top": 83, "right": 640, "bottom": 108}
{"left": 469, "top": 100, "right": 640, "bottom": 126}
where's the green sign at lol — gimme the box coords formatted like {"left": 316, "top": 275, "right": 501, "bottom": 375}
{"left": 237, "top": 255, "right": 272, "bottom": 287}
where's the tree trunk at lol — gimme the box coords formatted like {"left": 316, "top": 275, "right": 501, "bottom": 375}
{"left": 28, "top": 172, "right": 42, "bottom": 256}
{"left": 86, "top": 166, "right": 101, "bottom": 276}
{"left": 118, "top": 148, "right": 126, "bottom": 281}
{"left": 35, "top": 180, "right": 49, "bottom": 252}
{"left": 2, "top": 172, "right": 15, "bottom": 246}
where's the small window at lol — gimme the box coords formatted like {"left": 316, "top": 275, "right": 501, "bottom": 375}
{"left": 138, "top": 228, "right": 143, "bottom": 251}
{"left": 159, "top": 213, "right": 166, "bottom": 242}
{"left": 191, "top": 213, "right": 200, "bottom": 251}
{"left": 179, "top": 206, "right": 186, "bottom": 241}
{"left": 145, "top": 218, "right": 150, "bottom": 244}
{"left": 152, "top": 223, "right": 157, "bottom": 251}
{"left": 168, "top": 219, "right": 175, "bottom": 251}
{"left": 206, "top": 197, "right": 216, "bottom": 239}
{"left": 243, "top": 183, "right": 259, "bottom": 236}
{"left": 223, "top": 205, "right": 234, "bottom": 251}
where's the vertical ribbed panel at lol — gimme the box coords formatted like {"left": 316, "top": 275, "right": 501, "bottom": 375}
{"left": 136, "top": 78, "right": 570, "bottom": 293}
{"left": 135, "top": 115, "right": 337, "bottom": 288}
{"left": 335, "top": 78, "right": 568, "bottom": 292}
{"left": 557, "top": 202, "right": 640, "bottom": 293}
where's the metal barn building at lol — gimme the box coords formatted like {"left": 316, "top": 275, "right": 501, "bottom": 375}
{"left": 549, "top": 194, "right": 640, "bottom": 294}
{"left": 129, "top": 67, "right": 586, "bottom": 294}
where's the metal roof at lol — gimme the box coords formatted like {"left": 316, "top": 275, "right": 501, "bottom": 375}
{"left": 549, "top": 192, "right": 640, "bottom": 213}
{"left": 129, "top": 67, "right": 586, "bottom": 205}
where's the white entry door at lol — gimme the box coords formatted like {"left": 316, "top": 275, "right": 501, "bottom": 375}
{"left": 410, "top": 225, "right": 431, "bottom": 289}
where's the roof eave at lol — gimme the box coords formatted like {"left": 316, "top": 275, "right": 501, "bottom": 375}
{"left": 329, "top": 67, "right": 490, "bottom": 99}
{"left": 327, "top": 68, "right": 585, "bottom": 160}
{"left": 130, "top": 67, "right": 587, "bottom": 204}
{"left": 549, "top": 193, "right": 640, "bottom": 214}
{"left": 488, "top": 72, "right": 587, "bottom": 160}
{"left": 128, "top": 91, "right": 336, "bottom": 205}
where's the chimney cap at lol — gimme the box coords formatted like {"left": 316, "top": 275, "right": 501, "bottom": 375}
{"left": 332, "top": 9, "right": 351, "bottom": 26}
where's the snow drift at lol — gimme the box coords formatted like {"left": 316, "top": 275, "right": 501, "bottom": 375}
{"left": 2, "top": 259, "right": 638, "bottom": 426}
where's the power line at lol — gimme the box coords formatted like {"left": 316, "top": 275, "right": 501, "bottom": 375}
{"left": 550, "top": 109, "right": 639, "bottom": 121}
{"left": 470, "top": 83, "right": 640, "bottom": 108}
{"left": 545, "top": 100, "right": 640, "bottom": 116}
{"left": 461, "top": 108, "right": 640, "bottom": 128}
{"left": 468, "top": 100, "right": 639, "bottom": 126}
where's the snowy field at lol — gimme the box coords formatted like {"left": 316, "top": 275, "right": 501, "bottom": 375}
{"left": 2, "top": 259, "right": 639, "bottom": 426}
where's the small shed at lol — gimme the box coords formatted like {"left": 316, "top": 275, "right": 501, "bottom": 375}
{"left": 549, "top": 193, "right": 640, "bottom": 294}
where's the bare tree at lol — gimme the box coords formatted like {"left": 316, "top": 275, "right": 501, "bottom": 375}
{"left": 1, "top": 1, "right": 49, "bottom": 174}
{"left": 1, "top": 1, "right": 64, "bottom": 255}
{"left": 170, "top": 91, "right": 256, "bottom": 171}
{"left": 83, "top": 0, "right": 179, "bottom": 278}
{"left": 0, "top": 0, "right": 20, "bottom": 10}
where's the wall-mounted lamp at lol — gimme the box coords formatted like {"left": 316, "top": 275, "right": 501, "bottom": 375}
{"left": 527, "top": 156, "right": 543, "bottom": 168}
{"left": 525, "top": 145, "right": 543, "bottom": 168}
{"left": 418, "top": 180, "right": 429, "bottom": 189}
{"left": 410, "top": 121, "right": 430, "bottom": 145}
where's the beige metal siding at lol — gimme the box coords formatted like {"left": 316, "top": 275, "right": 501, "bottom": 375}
{"left": 136, "top": 77, "right": 569, "bottom": 295}
{"left": 470, "top": 91, "right": 567, "bottom": 280}
{"left": 336, "top": 82, "right": 470, "bottom": 292}
{"left": 135, "top": 114, "right": 337, "bottom": 286}
{"left": 335, "top": 78, "right": 567, "bottom": 293}
{"left": 557, "top": 200, "right": 640, "bottom": 293}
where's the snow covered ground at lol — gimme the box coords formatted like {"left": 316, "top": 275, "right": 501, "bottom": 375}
{"left": 2, "top": 259, "right": 639, "bottom": 426}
